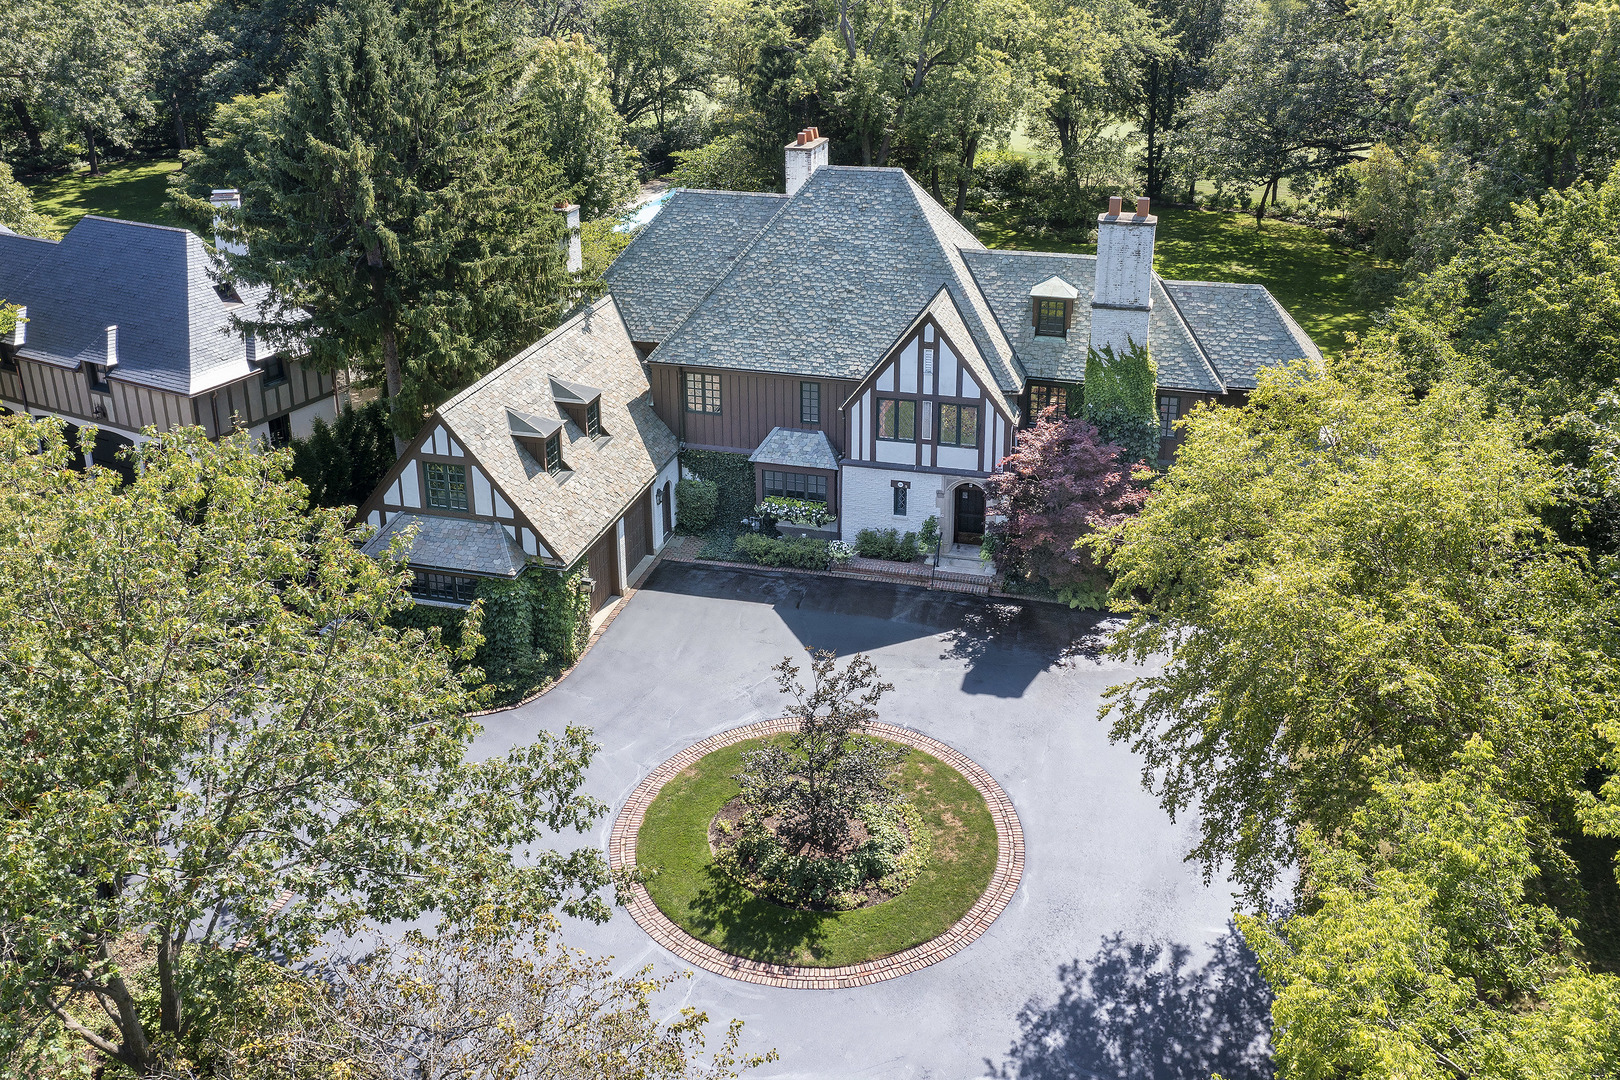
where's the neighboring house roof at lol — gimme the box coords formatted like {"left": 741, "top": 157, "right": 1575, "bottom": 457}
{"left": 434, "top": 295, "right": 678, "bottom": 568}
{"left": 0, "top": 215, "right": 267, "bottom": 395}
{"left": 602, "top": 189, "right": 788, "bottom": 344}
{"left": 962, "top": 250, "right": 1225, "bottom": 393}
{"left": 645, "top": 167, "right": 1024, "bottom": 396}
{"left": 1160, "top": 280, "right": 1322, "bottom": 390}
{"left": 750, "top": 427, "right": 840, "bottom": 471}
{"left": 361, "top": 513, "right": 528, "bottom": 577}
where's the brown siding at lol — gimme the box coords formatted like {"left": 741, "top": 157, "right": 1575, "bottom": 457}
{"left": 649, "top": 362, "right": 856, "bottom": 456}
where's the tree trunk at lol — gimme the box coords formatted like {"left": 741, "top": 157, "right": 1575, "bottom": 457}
{"left": 953, "top": 136, "right": 980, "bottom": 221}
{"left": 156, "top": 931, "right": 181, "bottom": 1036}
{"left": 1143, "top": 60, "right": 1162, "bottom": 199}
{"left": 861, "top": 130, "right": 871, "bottom": 167}
{"left": 85, "top": 126, "right": 100, "bottom": 176}
{"left": 930, "top": 162, "right": 941, "bottom": 203}
{"left": 10, "top": 98, "right": 43, "bottom": 156}
{"left": 172, "top": 97, "right": 188, "bottom": 152}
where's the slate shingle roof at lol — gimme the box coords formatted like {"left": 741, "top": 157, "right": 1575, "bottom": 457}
{"left": 601, "top": 189, "right": 788, "bottom": 344}
{"left": 1160, "top": 280, "right": 1322, "bottom": 390}
{"left": 360, "top": 513, "right": 528, "bottom": 576}
{"left": 647, "top": 168, "right": 1023, "bottom": 395}
{"left": 749, "top": 427, "right": 840, "bottom": 471}
{"left": 435, "top": 296, "right": 677, "bottom": 568}
{"left": 0, "top": 215, "right": 265, "bottom": 395}
{"left": 962, "top": 250, "right": 1226, "bottom": 393}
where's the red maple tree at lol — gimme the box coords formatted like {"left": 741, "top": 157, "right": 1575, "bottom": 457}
{"left": 985, "top": 406, "right": 1151, "bottom": 596}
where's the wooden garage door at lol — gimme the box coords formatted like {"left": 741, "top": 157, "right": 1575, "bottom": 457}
{"left": 584, "top": 528, "right": 619, "bottom": 614}
{"left": 623, "top": 488, "right": 654, "bottom": 563}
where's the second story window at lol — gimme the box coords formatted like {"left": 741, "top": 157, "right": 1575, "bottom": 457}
{"left": 424, "top": 461, "right": 468, "bottom": 511}
{"left": 1029, "top": 383, "right": 1068, "bottom": 416}
{"left": 801, "top": 381, "right": 820, "bottom": 424}
{"left": 937, "top": 403, "right": 979, "bottom": 448}
{"left": 87, "top": 363, "right": 110, "bottom": 393}
{"left": 585, "top": 398, "right": 601, "bottom": 437}
{"left": 877, "top": 397, "right": 915, "bottom": 442}
{"left": 1158, "top": 395, "right": 1181, "bottom": 437}
{"left": 685, "top": 372, "right": 721, "bottom": 414}
{"left": 1035, "top": 299, "right": 1067, "bottom": 337}
{"left": 544, "top": 432, "right": 563, "bottom": 474}
{"left": 259, "top": 355, "right": 288, "bottom": 388}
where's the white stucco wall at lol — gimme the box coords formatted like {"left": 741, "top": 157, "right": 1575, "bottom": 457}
{"left": 288, "top": 395, "right": 339, "bottom": 440}
{"left": 653, "top": 456, "right": 680, "bottom": 549}
{"left": 840, "top": 465, "right": 946, "bottom": 539}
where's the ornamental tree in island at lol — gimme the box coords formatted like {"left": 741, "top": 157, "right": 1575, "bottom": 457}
{"left": 0, "top": 417, "right": 614, "bottom": 1078}
{"left": 738, "top": 651, "right": 905, "bottom": 858}
{"left": 984, "top": 407, "right": 1150, "bottom": 606}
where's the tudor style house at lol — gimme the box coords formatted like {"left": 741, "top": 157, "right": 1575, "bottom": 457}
{"left": 0, "top": 206, "right": 339, "bottom": 469}
{"left": 357, "top": 296, "right": 680, "bottom": 616}
{"left": 602, "top": 129, "right": 1320, "bottom": 551}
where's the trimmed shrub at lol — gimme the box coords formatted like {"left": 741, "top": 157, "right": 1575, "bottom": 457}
{"left": 854, "top": 527, "right": 920, "bottom": 562}
{"left": 732, "top": 533, "right": 832, "bottom": 570}
{"left": 675, "top": 478, "right": 718, "bottom": 531}
{"left": 680, "top": 449, "right": 757, "bottom": 557}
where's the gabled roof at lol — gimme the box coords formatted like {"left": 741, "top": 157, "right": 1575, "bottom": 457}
{"left": 1160, "top": 280, "right": 1322, "bottom": 390}
{"left": 644, "top": 167, "right": 1024, "bottom": 396}
{"left": 1030, "top": 275, "right": 1080, "bottom": 300}
{"left": 434, "top": 295, "right": 677, "bottom": 568}
{"left": 750, "top": 427, "right": 839, "bottom": 471}
{"left": 601, "top": 189, "right": 788, "bottom": 343}
{"left": 0, "top": 215, "right": 267, "bottom": 395}
{"left": 962, "top": 250, "right": 1226, "bottom": 393}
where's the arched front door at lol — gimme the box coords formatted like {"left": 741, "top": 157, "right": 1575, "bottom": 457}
{"left": 953, "top": 484, "right": 985, "bottom": 546}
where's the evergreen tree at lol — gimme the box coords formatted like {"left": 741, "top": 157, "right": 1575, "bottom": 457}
{"left": 219, "top": 0, "right": 568, "bottom": 438}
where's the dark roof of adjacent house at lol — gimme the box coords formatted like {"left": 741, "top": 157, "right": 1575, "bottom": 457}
{"left": 0, "top": 215, "right": 267, "bottom": 395}
{"left": 644, "top": 168, "right": 1024, "bottom": 396}
{"left": 750, "top": 427, "right": 840, "bottom": 471}
{"left": 433, "top": 295, "right": 678, "bottom": 568}
{"left": 607, "top": 167, "right": 1322, "bottom": 398}
{"left": 602, "top": 189, "right": 788, "bottom": 344}
{"left": 1160, "top": 280, "right": 1321, "bottom": 390}
{"left": 360, "top": 513, "right": 529, "bottom": 577}
{"left": 962, "top": 250, "right": 1228, "bottom": 393}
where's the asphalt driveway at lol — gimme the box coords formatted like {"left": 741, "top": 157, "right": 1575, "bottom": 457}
{"left": 468, "top": 563, "right": 1271, "bottom": 1080}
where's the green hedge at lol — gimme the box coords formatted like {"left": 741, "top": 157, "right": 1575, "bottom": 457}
{"left": 854, "top": 527, "right": 921, "bottom": 562}
{"left": 387, "top": 565, "right": 592, "bottom": 708}
{"left": 731, "top": 533, "right": 832, "bottom": 570}
{"left": 679, "top": 449, "right": 756, "bottom": 557}
{"left": 675, "top": 478, "right": 718, "bottom": 531}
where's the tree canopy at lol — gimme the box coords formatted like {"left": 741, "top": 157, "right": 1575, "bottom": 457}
{"left": 0, "top": 417, "right": 615, "bottom": 1077}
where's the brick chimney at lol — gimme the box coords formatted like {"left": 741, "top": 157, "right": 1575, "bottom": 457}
{"left": 785, "top": 127, "right": 829, "bottom": 197}
{"left": 1088, "top": 196, "right": 1157, "bottom": 358}
{"left": 554, "top": 202, "right": 582, "bottom": 275}
{"left": 209, "top": 189, "right": 245, "bottom": 257}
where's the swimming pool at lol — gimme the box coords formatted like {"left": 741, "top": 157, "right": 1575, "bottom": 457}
{"left": 617, "top": 189, "right": 673, "bottom": 231}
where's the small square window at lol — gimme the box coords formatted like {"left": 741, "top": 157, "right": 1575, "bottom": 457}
{"left": 877, "top": 397, "right": 916, "bottom": 441}
{"left": 1158, "top": 395, "right": 1181, "bottom": 437}
{"left": 893, "top": 484, "right": 908, "bottom": 516}
{"left": 424, "top": 461, "right": 468, "bottom": 510}
{"left": 685, "top": 372, "right": 721, "bottom": 414}
{"left": 801, "top": 381, "right": 820, "bottom": 424}
{"left": 1035, "top": 299, "right": 1067, "bottom": 337}
{"left": 259, "top": 355, "right": 288, "bottom": 388}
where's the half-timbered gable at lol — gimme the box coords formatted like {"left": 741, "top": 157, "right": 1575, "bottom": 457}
{"left": 357, "top": 296, "right": 680, "bottom": 613}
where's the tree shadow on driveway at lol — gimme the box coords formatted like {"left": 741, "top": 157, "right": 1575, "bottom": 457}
{"left": 989, "top": 924, "right": 1273, "bottom": 1080}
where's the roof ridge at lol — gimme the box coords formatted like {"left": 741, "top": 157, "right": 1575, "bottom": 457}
{"left": 967, "top": 247, "right": 1099, "bottom": 263}
{"left": 73, "top": 214, "right": 194, "bottom": 236}
{"left": 440, "top": 294, "right": 621, "bottom": 413}
{"left": 671, "top": 187, "right": 789, "bottom": 199}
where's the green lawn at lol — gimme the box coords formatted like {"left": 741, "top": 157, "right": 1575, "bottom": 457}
{"left": 637, "top": 737, "right": 998, "bottom": 967}
{"left": 26, "top": 159, "right": 181, "bottom": 234}
{"left": 978, "top": 204, "right": 1379, "bottom": 355}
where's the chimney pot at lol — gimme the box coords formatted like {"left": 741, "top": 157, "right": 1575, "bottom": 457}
{"left": 810, "top": 126, "right": 819, "bottom": 139}
{"left": 1136, "top": 196, "right": 1151, "bottom": 217}
{"left": 1108, "top": 196, "right": 1123, "bottom": 216}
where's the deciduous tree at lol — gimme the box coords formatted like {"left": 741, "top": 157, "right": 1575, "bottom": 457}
{"left": 0, "top": 418, "right": 615, "bottom": 1078}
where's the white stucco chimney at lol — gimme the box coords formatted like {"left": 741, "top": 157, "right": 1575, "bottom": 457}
{"left": 1088, "top": 196, "right": 1157, "bottom": 358}
{"left": 5, "top": 304, "right": 24, "bottom": 346}
{"left": 209, "top": 189, "right": 246, "bottom": 257}
{"left": 105, "top": 324, "right": 118, "bottom": 368}
{"left": 554, "top": 202, "right": 582, "bottom": 275}
{"left": 785, "top": 128, "right": 829, "bottom": 197}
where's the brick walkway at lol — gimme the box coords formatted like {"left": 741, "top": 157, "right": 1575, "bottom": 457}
{"left": 608, "top": 718, "right": 1025, "bottom": 989}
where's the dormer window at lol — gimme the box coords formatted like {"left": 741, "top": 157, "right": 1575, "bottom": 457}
{"left": 1030, "top": 275, "right": 1079, "bottom": 337}
{"left": 544, "top": 432, "right": 562, "bottom": 473}
{"left": 87, "top": 363, "right": 110, "bottom": 393}
{"left": 214, "top": 282, "right": 244, "bottom": 305}
{"left": 550, "top": 375, "right": 606, "bottom": 438}
{"left": 585, "top": 398, "right": 601, "bottom": 438}
{"left": 508, "top": 408, "right": 569, "bottom": 475}
{"left": 258, "top": 354, "right": 288, "bottom": 388}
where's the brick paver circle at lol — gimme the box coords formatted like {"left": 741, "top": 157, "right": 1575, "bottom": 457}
{"left": 608, "top": 719, "right": 1025, "bottom": 989}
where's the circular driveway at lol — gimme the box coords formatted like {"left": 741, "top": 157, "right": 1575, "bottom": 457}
{"left": 468, "top": 563, "right": 1270, "bottom": 1080}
